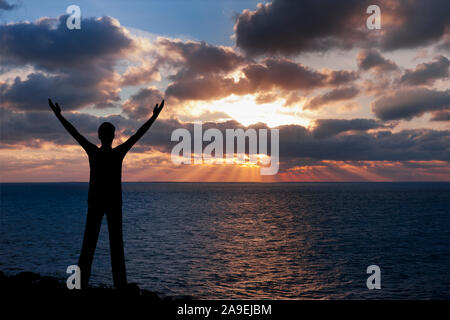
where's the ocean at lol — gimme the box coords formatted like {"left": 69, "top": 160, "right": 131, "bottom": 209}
{"left": 0, "top": 182, "right": 449, "bottom": 299}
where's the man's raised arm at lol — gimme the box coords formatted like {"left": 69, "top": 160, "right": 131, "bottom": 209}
{"left": 48, "top": 98, "right": 96, "bottom": 153}
{"left": 118, "top": 99, "right": 164, "bottom": 154}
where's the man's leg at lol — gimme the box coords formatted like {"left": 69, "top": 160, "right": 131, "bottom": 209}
{"left": 106, "top": 207, "right": 127, "bottom": 288}
{"left": 78, "top": 206, "right": 103, "bottom": 289}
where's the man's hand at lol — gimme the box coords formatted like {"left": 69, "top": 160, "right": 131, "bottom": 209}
{"left": 48, "top": 98, "right": 61, "bottom": 115}
{"left": 117, "top": 99, "right": 165, "bottom": 154}
{"left": 152, "top": 99, "right": 164, "bottom": 117}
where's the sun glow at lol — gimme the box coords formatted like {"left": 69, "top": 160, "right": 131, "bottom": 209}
{"left": 193, "top": 94, "right": 311, "bottom": 128}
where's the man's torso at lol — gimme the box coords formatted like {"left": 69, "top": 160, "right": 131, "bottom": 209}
{"left": 87, "top": 147, "right": 124, "bottom": 209}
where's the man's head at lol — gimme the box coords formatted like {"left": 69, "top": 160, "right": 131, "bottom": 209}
{"left": 98, "top": 122, "right": 115, "bottom": 147}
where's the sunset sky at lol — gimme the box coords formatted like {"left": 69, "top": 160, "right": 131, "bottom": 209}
{"left": 1, "top": 0, "right": 449, "bottom": 182}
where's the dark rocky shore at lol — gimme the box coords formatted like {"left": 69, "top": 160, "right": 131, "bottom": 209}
{"left": 0, "top": 270, "right": 168, "bottom": 300}
{"left": 0, "top": 271, "right": 187, "bottom": 318}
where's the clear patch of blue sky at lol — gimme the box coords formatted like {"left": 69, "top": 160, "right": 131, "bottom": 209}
{"left": 1, "top": 0, "right": 266, "bottom": 46}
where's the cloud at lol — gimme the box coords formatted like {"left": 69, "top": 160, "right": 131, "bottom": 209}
{"left": 241, "top": 59, "right": 358, "bottom": 90}
{"left": 234, "top": 0, "right": 368, "bottom": 56}
{"left": 279, "top": 125, "right": 450, "bottom": 162}
{"left": 241, "top": 58, "right": 327, "bottom": 90}
{"left": 165, "top": 57, "right": 358, "bottom": 102}
{"left": 156, "top": 39, "right": 251, "bottom": 102}
{"left": 4, "top": 105, "right": 448, "bottom": 164}
{"left": 255, "top": 92, "right": 278, "bottom": 104}
{"left": 380, "top": 0, "right": 450, "bottom": 50}
{"left": 0, "top": 15, "right": 134, "bottom": 72}
{"left": 0, "top": 106, "right": 199, "bottom": 154}
{"left": 156, "top": 39, "right": 248, "bottom": 80}
{"left": 399, "top": 55, "right": 449, "bottom": 86}
{"left": 372, "top": 88, "right": 450, "bottom": 120}
{"left": 431, "top": 111, "right": 450, "bottom": 121}
{"left": 0, "top": 15, "right": 137, "bottom": 111}
{"left": 357, "top": 49, "right": 398, "bottom": 72}
{"left": 165, "top": 75, "right": 239, "bottom": 102}
{"left": 139, "top": 120, "right": 450, "bottom": 163}
{"left": 0, "top": 72, "right": 121, "bottom": 111}
{"left": 234, "top": 0, "right": 450, "bottom": 56}
{"left": 311, "top": 118, "right": 388, "bottom": 138}
{"left": 324, "top": 69, "right": 359, "bottom": 86}
{"left": 437, "top": 34, "right": 450, "bottom": 52}
{"left": 121, "top": 62, "right": 160, "bottom": 86}
{"left": 0, "top": 0, "right": 16, "bottom": 11}
{"left": 122, "top": 87, "right": 164, "bottom": 120}
{"left": 303, "top": 86, "right": 359, "bottom": 110}
{"left": 0, "top": 107, "right": 135, "bottom": 147}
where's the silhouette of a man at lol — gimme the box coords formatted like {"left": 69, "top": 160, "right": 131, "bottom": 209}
{"left": 49, "top": 98, "right": 164, "bottom": 289}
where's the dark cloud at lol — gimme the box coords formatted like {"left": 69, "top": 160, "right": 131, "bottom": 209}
{"left": 372, "top": 88, "right": 450, "bottom": 120}
{"left": 357, "top": 49, "right": 398, "bottom": 72}
{"left": 158, "top": 39, "right": 248, "bottom": 102}
{"left": 0, "top": 15, "right": 136, "bottom": 111}
{"left": 381, "top": 0, "right": 450, "bottom": 50}
{"left": 121, "top": 63, "right": 160, "bottom": 87}
{"left": 303, "top": 86, "right": 359, "bottom": 110}
{"left": 0, "top": 0, "right": 16, "bottom": 11}
{"left": 0, "top": 15, "right": 133, "bottom": 71}
{"left": 0, "top": 107, "right": 134, "bottom": 147}
{"left": 241, "top": 59, "right": 358, "bottom": 91}
{"left": 437, "top": 34, "right": 450, "bottom": 52}
{"left": 241, "top": 58, "right": 327, "bottom": 90}
{"left": 325, "top": 70, "right": 359, "bottom": 86}
{"left": 234, "top": 0, "right": 368, "bottom": 56}
{"left": 0, "top": 72, "right": 121, "bottom": 111}
{"left": 431, "top": 111, "right": 450, "bottom": 121}
{"left": 165, "top": 57, "right": 357, "bottom": 102}
{"left": 399, "top": 55, "right": 449, "bottom": 86}
{"left": 3, "top": 107, "right": 449, "bottom": 164}
{"left": 122, "top": 87, "right": 164, "bottom": 120}
{"left": 279, "top": 125, "right": 450, "bottom": 162}
{"left": 156, "top": 39, "right": 247, "bottom": 80}
{"left": 234, "top": 0, "right": 450, "bottom": 56}
{"left": 311, "top": 118, "right": 388, "bottom": 139}
{"left": 140, "top": 120, "right": 450, "bottom": 163}
{"left": 0, "top": 106, "right": 181, "bottom": 153}
{"left": 166, "top": 75, "right": 239, "bottom": 101}
{"left": 157, "top": 39, "right": 249, "bottom": 102}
